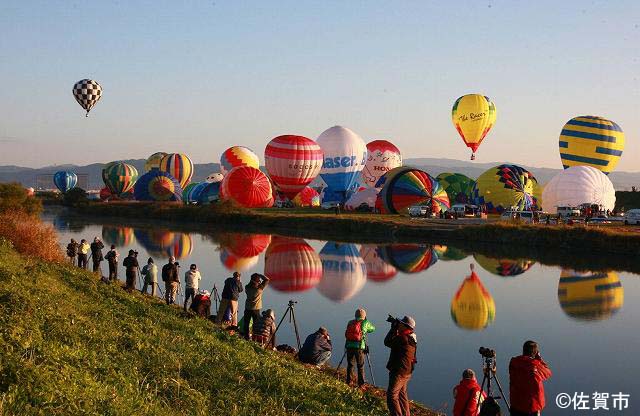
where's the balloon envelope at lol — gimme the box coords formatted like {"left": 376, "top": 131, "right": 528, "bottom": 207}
{"left": 436, "top": 173, "right": 476, "bottom": 204}
{"left": 103, "top": 162, "right": 138, "bottom": 196}
{"left": 317, "top": 242, "right": 366, "bottom": 303}
{"left": 451, "top": 94, "right": 496, "bottom": 158}
{"left": 53, "top": 171, "right": 78, "bottom": 193}
{"left": 345, "top": 187, "right": 380, "bottom": 211}
{"left": 220, "top": 248, "right": 259, "bottom": 272}
{"left": 541, "top": 166, "right": 615, "bottom": 214}
{"left": 221, "top": 166, "right": 273, "bottom": 208}
{"left": 220, "top": 146, "right": 260, "bottom": 175}
{"left": 205, "top": 172, "right": 224, "bottom": 183}
{"left": 379, "top": 167, "right": 450, "bottom": 214}
{"left": 134, "top": 229, "right": 177, "bottom": 258}
{"left": 160, "top": 153, "right": 194, "bottom": 189}
{"left": 360, "top": 245, "right": 397, "bottom": 283}
{"left": 265, "top": 135, "right": 323, "bottom": 199}
{"left": 474, "top": 254, "right": 532, "bottom": 277}
{"left": 362, "top": 140, "right": 402, "bottom": 188}
{"left": 472, "top": 164, "right": 541, "bottom": 213}
{"left": 134, "top": 170, "right": 183, "bottom": 202}
{"left": 264, "top": 237, "right": 323, "bottom": 292}
{"left": 451, "top": 271, "right": 496, "bottom": 330}
{"left": 378, "top": 244, "right": 438, "bottom": 274}
{"left": 72, "top": 79, "right": 102, "bottom": 116}
{"left": 144, "top": 152, "right": 167, "bottom": 172}
{"left": 559, "top": 116, "right": 624, "bottom": 174}
{"left": 101, "top": 226, "right": 135, "bottom": 247}
{"left": 433, "top": 245, "right": 468, "bottom": 261}
{"left": 198, "top": 181, "right": 222, "bottom": 204}
{"left": 558, "top": 269, "right": 623, "bottom": 321}
{"left": 292, "top": 186, "right": 320, "bottom": 207}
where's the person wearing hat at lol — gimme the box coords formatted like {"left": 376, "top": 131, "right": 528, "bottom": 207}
{"left": 104, "top": 245, "right": 119, "bottom": 282}
{"left": 122, "top": 249, "right": 139, "bottom": 291}
{"left": 183, "top": 263, "right": 202, "bottom": 312}
{"left": 90, "top": 237, "right": 104, "bottom": 274}
{"left": 344, "top": 308, "right": 376, "bottom": 387}
{"left": 140, "top": 257, "right": 158, "bottom": 296}
{"left": 162, "top": 256, "right": 180, "bottom": 305}
{"left": 453, "top": 369, "right": 486, "bottom": 416}
{"left": 251, "top": 308, "right": 276, "bottom": 348}
{"left": 242, "top": 273, "right": 270, "bottom": 339}
{"left": 384, "top": 315, "right": 417, "bottom": 416}
{"left": 216, "top": 271, "right": 243, "bottom": 325}
{"left": 299, "top": 327, "right": 333, "bottom": 367}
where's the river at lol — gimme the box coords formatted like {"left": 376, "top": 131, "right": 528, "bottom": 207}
{"left": 43, "top": 210, "right": 640, "bottom": 415}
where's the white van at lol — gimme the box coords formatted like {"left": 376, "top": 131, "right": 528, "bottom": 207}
{"left": 408, "top": 206, "right": 429, "bottom": 217}
{"left": 452, "top": 204, "right": 478, "bottom": 217}
{"left": 624, "top": 209, "right": 640, "bottom": 225}
{"left": 556, "top": 206, "right": 581, "bottom": 218}
{"left": 500, "top": 210, "right": 536, "bottom": 224}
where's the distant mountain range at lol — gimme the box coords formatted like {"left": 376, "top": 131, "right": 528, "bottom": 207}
{"left": 2, "top": 158, "right": 638, "bottom": 191}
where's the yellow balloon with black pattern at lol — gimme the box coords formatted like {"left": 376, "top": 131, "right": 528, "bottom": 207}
{"left": 559, "top": 116, "right": 624, "bottom": 174}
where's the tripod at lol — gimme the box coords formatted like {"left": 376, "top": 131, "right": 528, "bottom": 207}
{"left": 269, "top": 300, "right": 302, "bottom": 350}
{"left": 211, "top": 284, "right": 221, "bottom": 312}
{"left": 479, "top": 354, "right": 510, "bottom": 413}
{"left": 337, "top": 345, "right": 376, "bottom": 385}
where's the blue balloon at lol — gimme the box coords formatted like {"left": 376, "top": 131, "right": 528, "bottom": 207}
{"left": 197, "top": 181, "right": 221, "bottom": 204}
{"left": 53, "top": 171, "right": 78, "bottom": 193}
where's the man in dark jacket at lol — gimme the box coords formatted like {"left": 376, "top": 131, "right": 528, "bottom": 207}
{"left": 90, "top": 237, "right": 104, "bottom": 274}
{"left": 243, "top": 273, "right": 269, "bottom": 339}
{"left": 299, "top": 327, "right": 333, "bottom": 367}
{"left": 122, "top": 250, "right": 139, "bottom": 291}
{"left": 66, "top": 239, "right": 78, "bottom": 265}
{"left": 104, "top": 245, "right": 119, "bottom": 281}
{"left": 509, "top": 340, "right": 552, "bottom": 416}
{"left": 216, "top": 272, "right": 243, "bottom": 325}
{"left": 162, "top": 256, "right": 179, "bottom": 305}
{"left": 384, "top": 315, "right": 417, "bottom": 416}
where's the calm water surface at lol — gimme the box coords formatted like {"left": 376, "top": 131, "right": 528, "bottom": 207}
{"left": 44, "top": 212, "right": 640, "bottom": 415}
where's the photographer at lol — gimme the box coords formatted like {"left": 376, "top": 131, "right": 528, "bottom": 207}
{"left": 90, "top": 237, "right": 104, "bottom": 274}
{"left": 384, "top": 315, "right": 417, "bottom": 416}
{"left": 122, "top": 250, "right": 139, "bottom": 291}
{"left": 299, "top": 327, "right": 332, "bottom": 367}
{"left": 216, "top": 272, "right": 243, "bottom": 326}
{"left": 77, "top": 239, "right": 90, "bottom": 269}
{"left": 453, "top": 369, "right": 486, "bottom": 416}
{"left": 104, "top": 245, "right": 119, "bottom": 281}
{"left": 162, "top": 256, "right": 179, "bottom": 305}
{"left": 140, "top": 257, "right": 157, "bottom": 296}
{"left": 243, "top": 273, "right": 269, "bottom": 339}
{"left": 344, "top": 308, "right": 376, "bottom": 387}
{"left": 509, "top": 340, "right": 552, "bottom": 416}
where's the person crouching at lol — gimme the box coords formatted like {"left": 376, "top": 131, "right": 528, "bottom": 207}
{"left": 299, "top": 327, "right": 333, "bottom": 368}
{"left": 252, "top": 309, "right": 276, "bottom": 348}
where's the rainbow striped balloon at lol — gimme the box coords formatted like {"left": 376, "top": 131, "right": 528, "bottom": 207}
{"left": 379, "top": 167, "right": 450, "bottom": 215}
{"left": 159, "top": 153, "right": 194, "bottom": 189}
{"left": 377, "top": 244, "right": 438, "bottom": 274}
{"left": 559, "top": 116, "right": 624, "bottom": 174}
{"left": 220, "top": 146, "right": 260, "bottom": 175}
{"left": 133, "top": 170, "right": 182, "bottom": 202}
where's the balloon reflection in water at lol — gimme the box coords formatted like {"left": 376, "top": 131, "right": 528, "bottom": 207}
{"left": 433, "top": 245, "right": 468, "bottom": 262}
{"left": 223, "top": 234, "right": 271, "bottom": 258}
{"left": 474, "top": 254, "right": 532, "bottom": 277}
{"left": 166, "top": 233, "right": 193, "bottom": 259}
{"left": 360, "top": 245, "right": 397, "bottom": 283}
{"left": 377, "top": 244, "right": 438, "bottom": 274}
{"left": 264, "top": 237, "right": 323, "bottom": 292}
{"left": 134, "top": 229, "right": 192, "bottom": 259}
{"left": 558, "top": 269, "right": 624, "bottom": 321}
{"left": 101, "top": 226, "right": 135, "bottom": 247}
{"left": 451, "top": 269, "right": 495, "bottom": 330}
{"left": 220, "top": 248, "right": 259, "bottom": 272}
{"left": 317, "top": 242, "right": 366, "bottom": 302}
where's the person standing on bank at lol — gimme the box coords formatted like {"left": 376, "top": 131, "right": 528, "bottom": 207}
{"left": 216, "top": 272, "right": 243, "bottom": 326}
{"left": 162, "top": 256, "right": 179, "bottom": 305}
{"left": 104, "top": 245, "right": 119, "bottom": 281}
{"left": 345, "top": 308, "right": 376, "bottom": 387}
{"left": 122, "top": 250, "right": 139, "bottom": 291}
{"left": 90, "top": 237, "right": 104, "bottom": 274}
{"left": 77, "top": 239, "right": 90, "bottom": 269}
{"left": 184, "top": 264, "right": 202, "bottom": 312}
{"left": 243, "top": 273, "right": 269, "bottom": 339}
{"left": 384, "top": 315, "right": 417, "bottom": 416}
{"left": 66, "top": 239, "right": 78, "bottom": 265}
{"left": 509, "top": 340, "right": 552, "bottom": 416}
{"left": 141, "top": 257, "right": 158, "bottom": 296}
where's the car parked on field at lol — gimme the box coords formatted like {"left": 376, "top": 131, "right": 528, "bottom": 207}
{"left": 624, "top": 209, "right": 640, "bottom": 225}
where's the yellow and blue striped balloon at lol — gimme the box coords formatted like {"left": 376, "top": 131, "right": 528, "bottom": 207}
{"left": 559, "top": 116, "right": 624, "bottom": 174}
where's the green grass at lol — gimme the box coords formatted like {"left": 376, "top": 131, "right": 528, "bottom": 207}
{"left": 0, "top": 239, "right": 437, "bottom": 415}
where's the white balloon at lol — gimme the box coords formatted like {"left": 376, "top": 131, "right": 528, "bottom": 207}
{"left": 316, "top": 126, "right": 367, "bottom": 192}
{"left": 316, "top": 242, "right": 366, "bottom": 303}
{"left": 542, "top": 166, "right": 616, "bottom": 214}
{"left": 206, "top": 172, "right": 224, "bottom": 183}
{"left": 344, "top": 187, "right": 380, "bottom": 211}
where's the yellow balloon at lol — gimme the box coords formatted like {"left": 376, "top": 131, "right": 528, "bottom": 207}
{"left": 559, "top": 116, "right": 624, "bottom": 174}
{"left": 451, "top": 271, "right": 495, "bottom": 330}
{"left": 452, "top": 94, "right": 497, "bottom": 159}
{"left": 558, "top": 269, "right": 623, "bottom": 321}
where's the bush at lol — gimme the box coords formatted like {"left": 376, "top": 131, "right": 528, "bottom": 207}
{"left": 63, "top": 187, "right": 88, "bottom": 206}
{"left": 0, "top": 182, "right": 42, "bottom": 215}
{"left": 0, "top": 211, "right": 64, "bottom": 262}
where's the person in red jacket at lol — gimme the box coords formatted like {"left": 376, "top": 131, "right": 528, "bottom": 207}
{"left": 453, "top": 369, "right": 486, "bottom": 416}
{"left": 509, "top": 340, "right": 552, "bottom": 416}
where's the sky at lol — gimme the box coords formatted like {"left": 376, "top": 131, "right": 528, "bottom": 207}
{"left": 0, "top": 0, "right": 639, "bottom": 170}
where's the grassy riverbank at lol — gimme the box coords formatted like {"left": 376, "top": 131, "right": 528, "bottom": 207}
{"left": 0, "top": 240, "right": 438, "bottom": 415}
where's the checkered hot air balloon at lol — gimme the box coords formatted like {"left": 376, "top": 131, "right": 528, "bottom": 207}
{"left": 73, "top": 79, "right": 102, "bottom": 117}
{"left": 379, "top": 167, "right": 450, "bottom": 215}
{"left": 265, "top": 135, "right": 323, "bottom": 200}
{"left": 159, "top": 153, "right": 194, "bottom": 189}
{"left": 220, "top": 146, "right": 260, "bottom": 176}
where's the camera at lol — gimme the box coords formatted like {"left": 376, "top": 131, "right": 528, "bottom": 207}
{"left": 386, "top": 314, "right": 400, "bottom": 324}
{"left": 288, "top": 300, "right": 298, "bottom": 306}
{"left": 479, "top": 347, "right": 496, "bottom": 359}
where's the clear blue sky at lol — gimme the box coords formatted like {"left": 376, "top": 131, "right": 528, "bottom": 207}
{"left": 1, "top": 0, "right": 638, "bottom": 170}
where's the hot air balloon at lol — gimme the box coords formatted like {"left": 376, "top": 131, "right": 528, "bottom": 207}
{"left": 159, "top": 153, "right": 193, "bottom": 189}
{"left": 377, "top": 244, "right": 438, "bottom": 274}
{"left": 103, "top": 162, "right": 138, "bottom": 196}
{"left": 220, "top": 146, "right": 260, "bottom": 175}
{"left": 99, "top": 187, "right": 111, "bottom": 201}
{"left": 183, "top": 182, "right": 208, "bottom": 204}
{"left": 265, "top": 135, "right": 324, "bottom": 199}
{"left": 542, "top": 166, "right": 615, "bottom": 214}
{"left": 221, "top": 166, "right": 273, "bottom": 208}
{"left": 264, "top": 237, "right": 323, "bottom": 292}
{"left": 166, "top": 233, "right": 193, "bottom": 259}
{"left": 316, "top": 126, "right": 367, "bottom": 204}
{"left": 344, "top": 187, "right": 380, "bottom": 211}
{"left": 379, "top": 167, "right": 450, "bottom": 215}
{"left": 472, "top": 164, "right": 541, "bottom": 213}
{"left": 436, "top": 173, "right": 476, "bottom": 204}
{"left": 133, "top": 170, "right": 182, "bottom": 202}
{"left": 317, "top": 242, "right": 366, "bottom": 303}
{"left": 144, "top": 152, "right": 167, "bottom": 172}
{"left": 197, "top": 181, "right": 222, "bottom": 204}
{"left": 221, "top": 233, "right": 272, "bottom": 258}
{"left": 451, "top": 94, "right": 497, "bottom": 160}
{"left": 220, "top": 248, "right": 259, "bottom": 272}
{"left": 53, "top": 171, "right": 78, "bottom": 193}
{"left": 101, "top": 226, "right": 135, "bottom": 247}
{"left": 474, "top": 254, "right": 532, "bottom": 277}
{"left": 558, "top": 269, "right": 623, "bottom": 321}
{"left": 559, "top": 116, "right": 624, "bottom": 174}
{"left": 451, "top": 268, "right": 496, "bottom": 330}
{"left": 433, "top": 245, "right": 468, "bottom": 261}
{"left": 205, "top": 172, "right": 224, "bottom": 183}
{"left": 292, "top": 186, "right": 320, "bottom": 207}
{"left": 182, "top": 182, "right": 199, "bottom": 203}
{"left": 72, "top": 79, "right": 102, "bottom": 116}
{"left": 360, "top": 245, "right": 397, "bottom": 283}
{"left": 134, "top": 229, "right": 176, "bottom": 258}
{"left": 362, "top": 140, "right": 403, "bottom": 188}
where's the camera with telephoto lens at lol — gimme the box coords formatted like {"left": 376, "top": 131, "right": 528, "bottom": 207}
{"left": 386, "top": 314, "right": 400, "bottom": 325}
{"left": 479, "top": 347, "right": 496, "bottom": 359}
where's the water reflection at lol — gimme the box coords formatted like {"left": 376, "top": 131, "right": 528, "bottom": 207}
{"left": 52, "top": 216, "right": 86, "bottom": 233}
{"left": 360, "top": 244, "right": 398, "bottom": 283}
{"left": 132, "top": 228, "right": 193, "bottom": 259}
{"left": 450, "top": 268, "right": 495, "bottom": 330}
{"left": 474, "top": 254, "right": 533, "bottom": 277}
{"left": 433, "top": 245, "right": 468, "bottom": 261}
{"left": 218, "top": 233, "right": 271, "bottom": 271}
{"left": 558, "top": 269, "right": 624, "bottom": 321}
{"left": 317, "top": 242, "right": 366, "bottom": 302}
{"left": 220, "top": 249, "right": 259, "bottom": 271}
{"left": 377, "top": 244, "right": 438, "bottom": 274}
{"left": 101, "top": 226, "right": 136, "bottom": 247}
{"left": 264, "top": 236, "right": 322, "bottom": 292}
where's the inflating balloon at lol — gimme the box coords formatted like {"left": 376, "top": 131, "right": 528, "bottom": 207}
{"left": 53, "top": 171, "right": 78, "bottom": 193}
{"left": 221, "top": 166, "right": 273, "bottom": 208}
{"left": 360, "top": 245, "right": 397, "bottom": 283}
{"left": 345, "top": 187, "right": 380, "bottom": 211}
{"left": 362, "top": 140, "right": 403, "bottom": 188}
{"left": 103, "top": 162, "right": 138, "bottom": 196}
{"left": 265, "top": 135, "right": 323, "bottom": 199}
{"left": 264, "top": 237, "right": 323, "bottom": 292}
{"left": 182, "top": 183, "right": 199, "bottom": 202}
{"left": 159, "top": 153, "right": 193, "bottom": 189}
{"left": 377, "top": 244, "right": 438, "bottom": 274}
{"left": 558, "top": 269, "right": 623, "bottom": 321}
{"left": 451, "top": 269, "right": 495, "bottom": 330}
{"left": 198, "top": 181, "right": 222, "bottom": 204}
{"left": 133, "top": 170, "right": 182, "bottom": 202}
{"left": 379, "top": 167, "right": 450, "bottom": 215}
{"left": 72, "top": 79, "right": 102, "bottom": 117}
{"left": 436, "top": 173, "right": 476, "bottom": 204}
{"left": 144, "top": 152, "right": 167, "bottom": 172}
{"left": 559, "top": 116, "right": 624, "bottom": 174}
{"left": 317, "top": 242, "right": 366, "bottom": 303}
{"left": 472, "top": 164, "right": 541, "bottom": 213}
{"left": 292, "top": 186, "right": 320, "bottom": 207}
{"left": 205, "top": 172, "right": 224, "bottom": 183}
{"left": 542, "top": 166, "right": 615, "bottom": 214}
{"left": 220, "top": 146, "right": 260, "bottom": 175}
{"left": 474, "top": 254, "right": 532, "bottom": 277}
{"left": 452, "top": 94, "right": 497, "bottom": 160}
{"left": 101, "top": 226, "right": 135, "bottom": 247}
